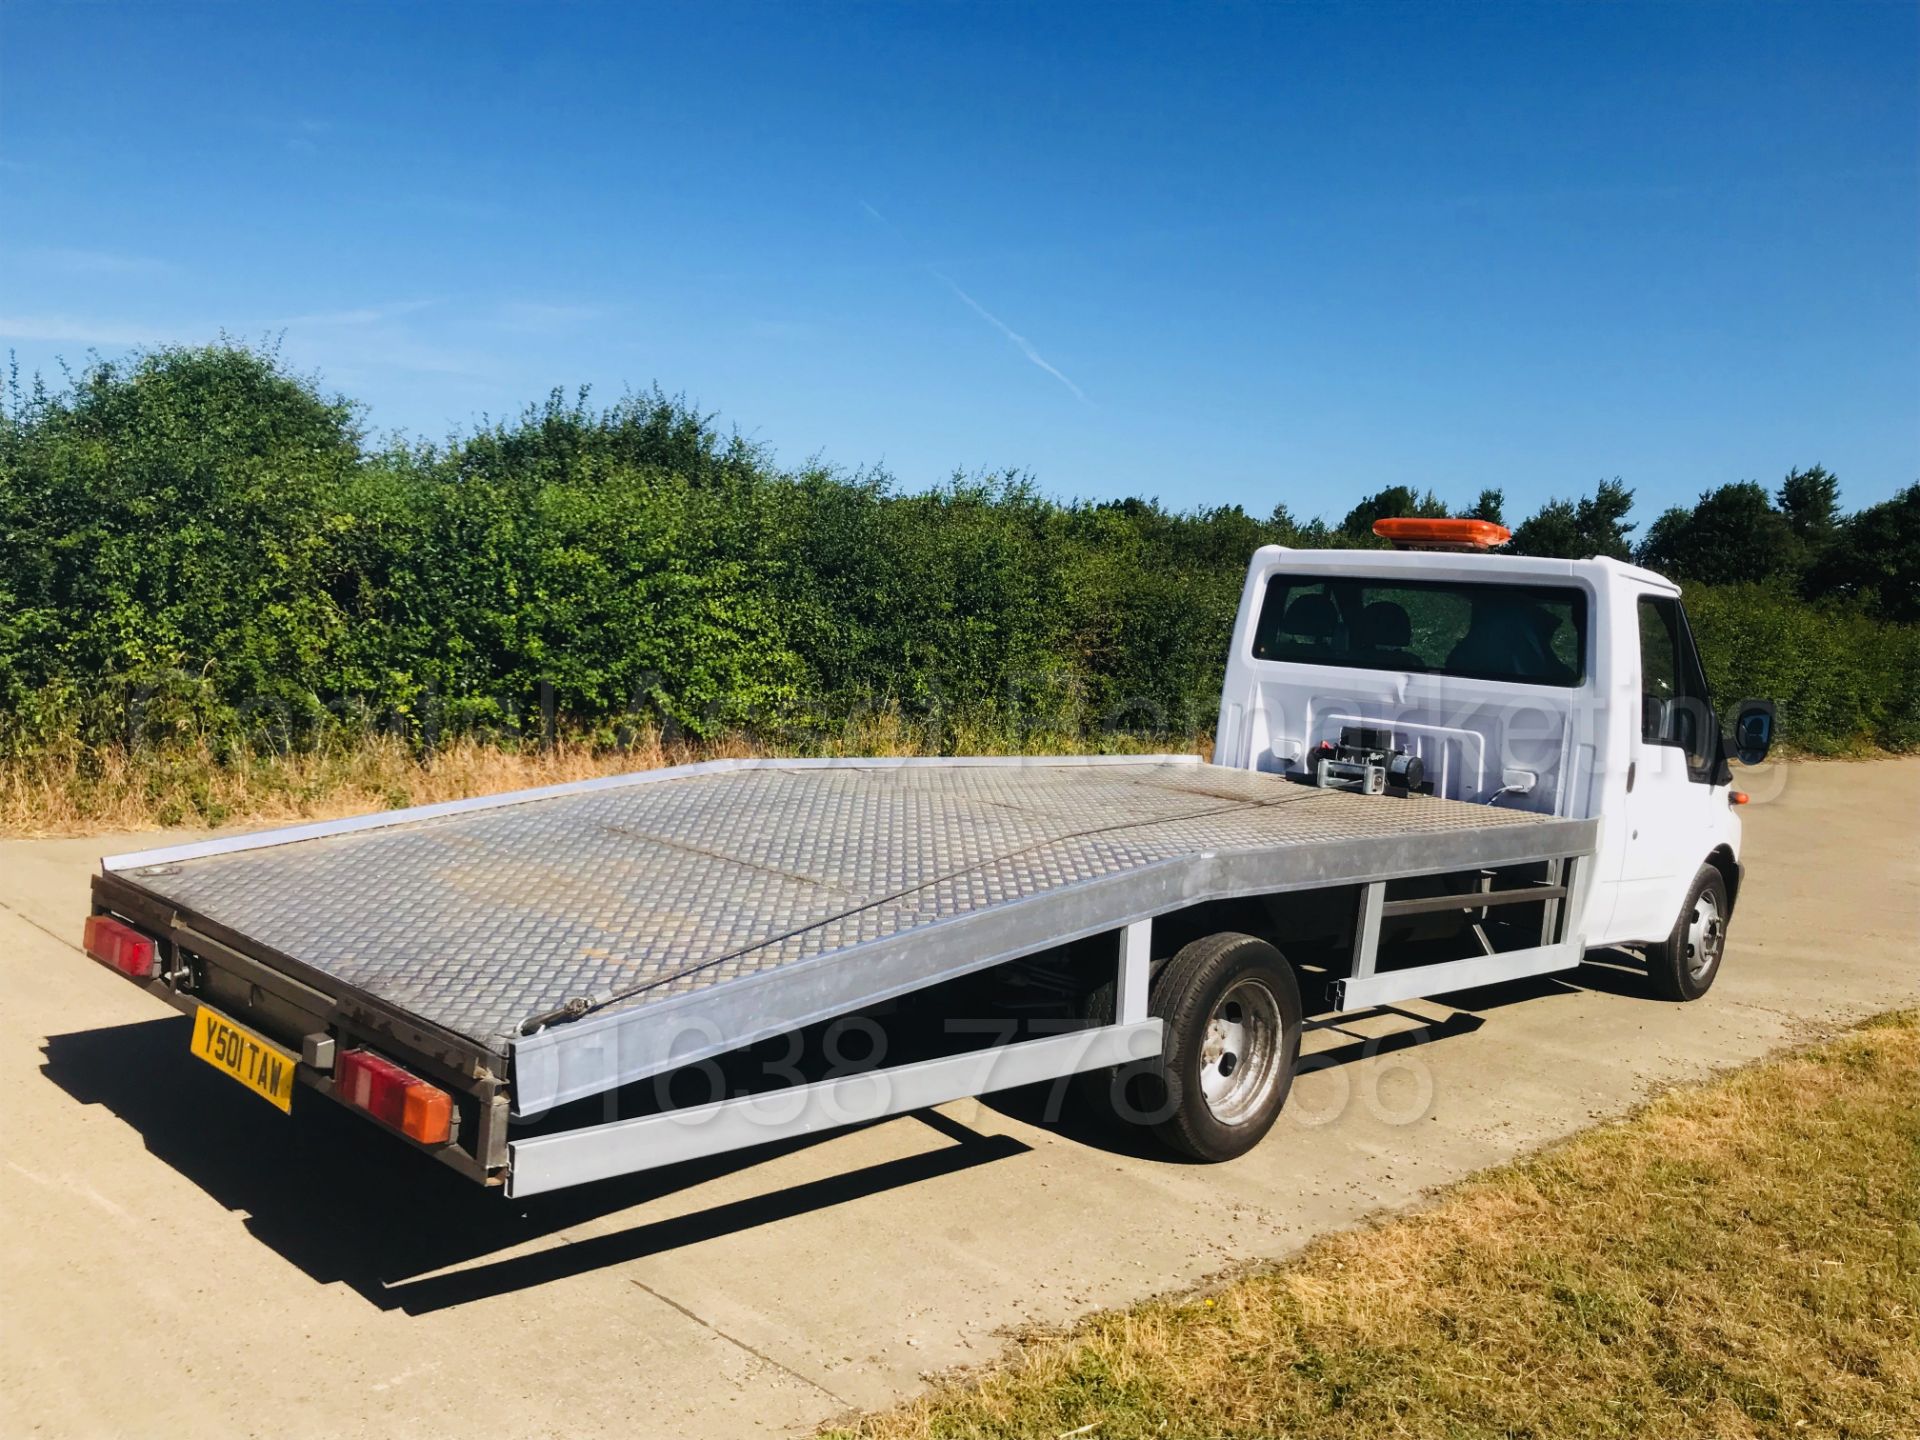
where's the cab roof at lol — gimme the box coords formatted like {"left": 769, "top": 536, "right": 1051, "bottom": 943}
{"left": 1248, "top": 545, "right": 1682, "bottom": 595}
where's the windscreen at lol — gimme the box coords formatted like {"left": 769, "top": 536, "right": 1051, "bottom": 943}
{"left": 1250, "top": 574, "right": 1588, "bottom": 687}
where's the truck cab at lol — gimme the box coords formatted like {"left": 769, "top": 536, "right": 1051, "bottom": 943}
{"left": 1213, "top": 520, "right": 1774, "bottom": 988}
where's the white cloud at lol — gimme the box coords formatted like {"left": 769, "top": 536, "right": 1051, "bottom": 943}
{"left": 0, "top": 305, "right": 490, "bottom": 382}
{"left": 278, "top": 299, "right": 493, "bottom": 378}
{"left": 748, "top": 318, "right": 815, "bottom": 341}
{"left": 285, "top": 300, "right": 436, "bottom": 327}
{"left": 0, "top": 313, "right": 179, "bottom": 345}
{"left": 494, "top": 301, "right": 606, "bottom": 332}
{"left": 285, "top": 117, "right": 333, "bottom": 156}
{"left": 24, "top": 248, "right": 177, "bottom": 277}
{"left": 322, "top": 337, "right": 493, "bottom": 378}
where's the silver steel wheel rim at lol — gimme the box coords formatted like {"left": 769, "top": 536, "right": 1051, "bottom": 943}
{"left": 1684, "top": 889, "right": 1725, "bottom": 982}
{"left": 1198, "top": 978, "right": 1283, "bottom": 1125}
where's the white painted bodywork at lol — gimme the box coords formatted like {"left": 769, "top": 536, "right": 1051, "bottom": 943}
{"left": 1214, "top": 546, "right": 1744, "bottom": 948}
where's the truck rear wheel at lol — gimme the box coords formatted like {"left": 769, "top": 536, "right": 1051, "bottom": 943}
{"left": 1148, "top": 932, "right": 1301, "bottom": 1162}
{"left": 1646, "top": 864, "right": 1730, "bottom": 1002}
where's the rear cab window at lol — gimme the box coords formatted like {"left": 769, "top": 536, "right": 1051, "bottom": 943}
{"left": 1251, "top": 574, "right": 1588, "bottom": 688}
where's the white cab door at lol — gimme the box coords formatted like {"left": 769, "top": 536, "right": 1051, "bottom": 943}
{"left": 1607, "top": 593, "right": 1722, "bottom": 942}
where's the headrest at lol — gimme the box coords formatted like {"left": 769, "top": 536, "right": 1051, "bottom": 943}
{"left": 1361, "top": 601, "right": 1411, "bottom": 647}
{"left": 1281, "top": 593, "right": 1337, "bottom": 640}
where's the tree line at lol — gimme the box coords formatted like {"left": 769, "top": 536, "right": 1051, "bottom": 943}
{"left": 1, "top": 343, "right": 1914, "bottom": 763}
{"left": 1325, "top": 471, "right": 1917, "bottom": 625}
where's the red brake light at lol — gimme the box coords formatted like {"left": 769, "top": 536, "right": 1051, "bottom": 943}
{"left": 335, "top": 1048, "right": 453, "bottom": 1144}
{"left": 1373, "top": 517, "right": 1512, "bottom": 551}
{"left": 83, "top": 914, "right": 158, "bottom": 979}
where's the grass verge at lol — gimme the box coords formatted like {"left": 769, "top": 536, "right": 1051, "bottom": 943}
{"left": 826, "top": 1012, "right": 1920, "bottom": 1439}
{"left": 0, "top": 717, "right": 1209, "bottom": 837}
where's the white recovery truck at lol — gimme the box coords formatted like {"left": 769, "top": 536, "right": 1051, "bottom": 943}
{"left": 79, "top": 519, "right": 1776, "bottom": 1198}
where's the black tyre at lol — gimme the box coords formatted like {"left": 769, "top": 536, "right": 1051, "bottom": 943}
{"left": 1646, "top": 865, "right": 1730, "bottom": 1002}
{"left": 1147, "top": 932, "right": 1302, "bottom": 1162}
{"left": 1071, "top": 970, "right": 1163, "bottom": 1124}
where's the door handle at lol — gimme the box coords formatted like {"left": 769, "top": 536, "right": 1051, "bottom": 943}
{"left": 1626, "top": 760, "right": 1636, "bottom": 794}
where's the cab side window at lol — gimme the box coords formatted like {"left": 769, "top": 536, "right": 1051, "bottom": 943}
{"left": 1636, "top": 595, "right": 1718, "bottom": 781}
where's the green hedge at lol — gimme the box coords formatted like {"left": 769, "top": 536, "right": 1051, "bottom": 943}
{"left": 1685, "top": 584, "right": 1920, "bottom": 754}
{"left": 2, "top": 345, "right": 1914, "bottom": 761}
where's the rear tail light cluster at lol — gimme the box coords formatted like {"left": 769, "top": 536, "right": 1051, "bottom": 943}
{"left": 82, "top": 915, "right": 158, "bottom": 979}
{"left": 335, "top": 1048, "right": 453, "bottom": 1145}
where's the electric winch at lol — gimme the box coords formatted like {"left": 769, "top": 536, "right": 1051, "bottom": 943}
{"left": 1309, "top": 725, "right": 1427, "bottom": 796}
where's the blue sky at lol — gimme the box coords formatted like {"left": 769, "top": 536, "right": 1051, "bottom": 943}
{"left": 2, "top": 1, "right": 1914, "bottom": 525}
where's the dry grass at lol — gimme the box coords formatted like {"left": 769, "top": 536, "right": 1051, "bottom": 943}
{"left": 0, "top": 734, "right": 741, "bottom": 838}
{"left": 827, "top": 1012, "right": 1920, "bottom": 1439}
{"left": 0, "top": 715, "right": 1209, "bottom": 837}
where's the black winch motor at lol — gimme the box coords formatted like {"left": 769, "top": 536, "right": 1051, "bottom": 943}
{"left": 1309, "top": 725, "right": 1426, "bottom": 796}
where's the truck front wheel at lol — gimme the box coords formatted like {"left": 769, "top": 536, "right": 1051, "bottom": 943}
{"left": 1646, "top": 864, "right": 1730, "bottom": 1002}
{"left": 1148, "top": 932, "right": 1301, "bottom": 1162}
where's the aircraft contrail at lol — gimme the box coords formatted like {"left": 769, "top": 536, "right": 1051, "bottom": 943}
{"left": 861, "top": 199, "right": 1090, "bottom": 404}
{"left": 928, "top": 268, "right": 1089, "bottom": 404}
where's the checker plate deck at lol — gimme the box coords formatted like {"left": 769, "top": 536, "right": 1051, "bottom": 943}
{"left": 104, "top": 757, "right": 1593, "bottom": 1107}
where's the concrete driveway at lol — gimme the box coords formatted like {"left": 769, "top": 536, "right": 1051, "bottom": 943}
{"left": 2, "top": 758, "right": 1915, "bottom": 1438}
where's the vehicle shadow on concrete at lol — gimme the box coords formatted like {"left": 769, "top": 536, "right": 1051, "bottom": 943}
{"left": 41, "top": 954, "right": 1653, "bottom": 1313}
{"left": 40, "top": 1017, "right": 1029, "bottom": 1316}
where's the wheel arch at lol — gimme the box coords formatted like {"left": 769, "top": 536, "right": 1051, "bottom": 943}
{"left": 1706, "top": 843, "right": 1740, "bottom": 914}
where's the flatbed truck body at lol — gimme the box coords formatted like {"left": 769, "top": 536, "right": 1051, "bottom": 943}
{"left": 91, "top": 755, "right": 1592, "bottom": 1195}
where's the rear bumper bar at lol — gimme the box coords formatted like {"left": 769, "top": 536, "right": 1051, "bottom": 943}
{"left": 84, "top": 881, "right": 507, "bottom": 1186}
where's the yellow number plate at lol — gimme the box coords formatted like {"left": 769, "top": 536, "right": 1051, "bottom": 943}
{"left": 189, "top": 1006, "right": 297, "bottom": 1113}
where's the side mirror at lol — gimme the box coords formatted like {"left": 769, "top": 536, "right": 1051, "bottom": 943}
{"left": 1731, "top": 700, "right": 1775, "bottom": 766}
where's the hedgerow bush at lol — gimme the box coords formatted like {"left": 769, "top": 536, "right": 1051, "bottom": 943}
{"left": 1, "top": 344, "right": 1914, "bottom": 764}
{"left": 1685, "top": 584, "right": 1920, "bottom": 753}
